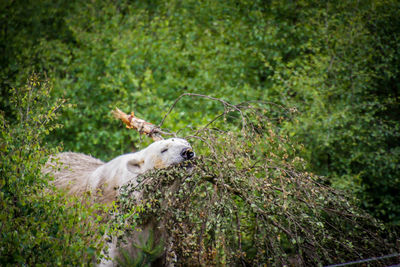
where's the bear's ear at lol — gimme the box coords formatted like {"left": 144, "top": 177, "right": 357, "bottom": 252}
{"left": 127, "top": 158, "right": 144, "bottom": 173}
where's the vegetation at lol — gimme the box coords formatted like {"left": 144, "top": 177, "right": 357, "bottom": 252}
{"left": 1, "top": 0, "right": 399, "bottom": 265}
{"left": 117, "top": 117, "right": 399, "bottom": 265}
{"left": 116, "top": 230, "right": 164, "bottom": 267}
{"left": 0, "top": 76, "right": 107, "bottom": 265}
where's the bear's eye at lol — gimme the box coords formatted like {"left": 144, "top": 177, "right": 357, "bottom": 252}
{"left": 161, "top": 148, "right": 168, "bottom": 153}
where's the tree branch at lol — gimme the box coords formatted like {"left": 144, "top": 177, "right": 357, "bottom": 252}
{"left": 112, "top": 107, "right": 165, "bottom": 141}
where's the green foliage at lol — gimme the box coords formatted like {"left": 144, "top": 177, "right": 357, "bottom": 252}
{"left": 269, "top": 0, "right": 400, "bottom": 223}
{"left": 116, "top": 231, "right": 164, "bottom": 267}
{"left": 116, "top": 113, "right": 399, "bottom": 266}
{"left": 45, "top": 0, "right": 276, "bottom": 160}
{"left": 0, "top": 0, "right": 399, "bottom": 263}
{"left": 0, "top": 0, "right": 75, "bottom": 116}
{"left": 0, "top": 76, "right": 107, "bottom": 265}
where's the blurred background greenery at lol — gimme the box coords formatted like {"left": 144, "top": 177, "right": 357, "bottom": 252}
{"left": 1, "top": 0, "right": 399, "bottom": 225}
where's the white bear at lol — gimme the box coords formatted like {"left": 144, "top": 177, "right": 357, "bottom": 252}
{"left": 44, "top": 138, "right": 195, "bottom": 203}
{"left": 43, "top": 138, "right": 195, "bottom": 266}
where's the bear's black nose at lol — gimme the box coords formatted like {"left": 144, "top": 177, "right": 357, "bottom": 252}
{"left": 181, "top": 148, "right": 194, "bottom": 160}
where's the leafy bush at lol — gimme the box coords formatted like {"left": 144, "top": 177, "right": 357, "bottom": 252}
{"left": 0, "top": 76, "right": 108, "bottom": 265}
{"left": 116, "top": 230, "right": 164, "bottom": 267}
{"left": 116, "top": 106, "right": 399, "bottom": 266}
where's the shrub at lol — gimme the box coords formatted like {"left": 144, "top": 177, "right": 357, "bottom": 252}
{"left": 115, "top": 106, "right": 399, "bottom": 266}
{"left": 0, "top": 75, "right": 108, "bottom": 265}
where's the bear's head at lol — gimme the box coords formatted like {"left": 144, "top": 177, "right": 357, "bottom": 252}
{"left": 127, "top": 138, "right": 195, "bottom": 173}
{"left": 147, "top": 138, "right": 195, "bottom": 169}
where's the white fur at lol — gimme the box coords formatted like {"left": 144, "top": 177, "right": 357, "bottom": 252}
{"left": 43, "top": 138, "right": 194, "bottom": 266}
{"left": 44, "top": 138, "right": 193, "bottom": 203}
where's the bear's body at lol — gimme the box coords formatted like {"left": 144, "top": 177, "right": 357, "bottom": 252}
{"left": 44, "top": 138, "right": 194, "bottom": 203}
{"left": 43, "top": 138, "right": 194, "bottom": 266}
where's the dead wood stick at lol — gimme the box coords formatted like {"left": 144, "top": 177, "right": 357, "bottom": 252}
{"left": 112, "top": 108, "right": 164, "bottom": 141}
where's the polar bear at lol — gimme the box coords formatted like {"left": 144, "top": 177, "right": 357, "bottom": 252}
{"left": 44, "top": 138, "right": 195, "bottom": 203}
{"left": 44, "top": 138, "right": 195, "bottom": 266}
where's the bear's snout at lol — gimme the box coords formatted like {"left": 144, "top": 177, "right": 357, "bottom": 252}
{"left": 180, "top": 148, "right": 194, "bottom": 160}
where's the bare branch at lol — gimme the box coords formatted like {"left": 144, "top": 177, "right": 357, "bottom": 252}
{"left": 112, "top": 107, "right": 165, "bottom": 141}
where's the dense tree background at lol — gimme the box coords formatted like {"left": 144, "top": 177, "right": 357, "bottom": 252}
{"left": 1, "top": 0, "right": 399, "bottom": 264}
